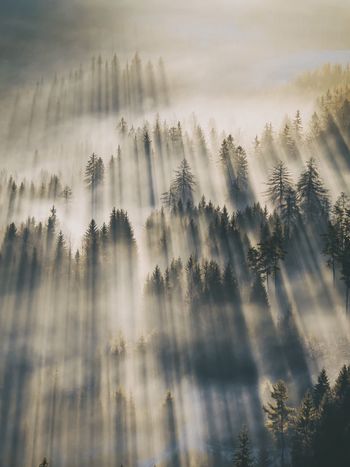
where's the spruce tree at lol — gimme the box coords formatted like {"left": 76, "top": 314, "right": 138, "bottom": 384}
{"left": 84, "top": 153, "right": 104, "bottom": 190}
{"left": 296, "top": 158, "right": 329, "bottom": 222}
{"left": 233, "top": 427, "right": 254, "bottom": 467}
{"left": 163, "top": 159, "right": 196, "bottom": 208}
{"left": 233, "top": 146, "right": 248, "bottom": 192}
{"left": 313, "top": 368, "right": 330, "bottom": 409}
{"left": 264, "top": 381, "right": 293, "bottom": 467}
{"left": 266, "top": 161, "right": 293, "bottom": 213}
{"left": 291, "top": 391, "right": 317, "bottom": 467}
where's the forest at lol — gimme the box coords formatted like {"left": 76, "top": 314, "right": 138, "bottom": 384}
{"left": 1, "top": 1, "right": 350, "bottom": 466}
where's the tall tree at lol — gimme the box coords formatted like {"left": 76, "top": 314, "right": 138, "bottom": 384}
{"left": 233, "top": 427, "right": 254, "bottom": 467}
{"left": 163, "top": 159, "right": 196, "bottom": 208}
{"left": 266, "top": 161, "right": 293, "bottom": 213}
{"left": 233, "top": 146, "right": 249, "bottom": 192}
{"left": 296, "top": 158, "right": 329, "bottom": 222}
{"left": 313, "top": 368, "right": 330, "bottom": 409}
{"left": 291, "top": 391, "right": 317, "bottom": 467}
{"left": 84, "top": 153, "right": 104, "bottom": 215}
{"left": 264, "top": 381, "right": 293, "bottom": 467}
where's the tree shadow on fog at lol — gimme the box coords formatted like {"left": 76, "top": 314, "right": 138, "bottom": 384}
{"left": 274, "top": 273, "right": 312, "bottom": 398}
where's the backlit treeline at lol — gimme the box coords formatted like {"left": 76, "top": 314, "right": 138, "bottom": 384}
{"left": 4, "top": 53, "right": 170, "bottom": 153}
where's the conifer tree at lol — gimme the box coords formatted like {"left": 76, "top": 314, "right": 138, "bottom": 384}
{"left": 85, "top": 153, "right": 104, "bottom": 215}
{"left": 293, "top": 110, "right": 303, "bottom": 142}
{"left": 333, "top": 364, "right": 350, "bottom": 400}
{"left": 163, "top": 159, "right": 196, "bottom": 208}
{"left": 296, "top": 158, "right": 329, "bottom": 222}
{"left": 84, "top": 153, "right": 104, "bottom": 190}
{"left": 264, "top": 381, "right": 293, "bottom": 467}
{"left": 313, "top": 368, "right": 330, "bottom": 409}
{"left": 233, "top": 427, "right": 254, "bottom": 467}
{"left": 281, "top": 123, "right": 298, "bottom": 160}
{"left": 233, "top": 146, "right": 248, "bottom": 192}
{"left": 291, "top": 391, "right": 317, "bottom": 467}
{"left": 266, "top": 161, "right": 293, "bottom": 213}
{"left": 84, "top": 219, "right": 99, "bottom": 266}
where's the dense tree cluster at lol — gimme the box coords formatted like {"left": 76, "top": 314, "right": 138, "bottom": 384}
{"left": 1, "top": 58, "right": 350, "bottom": 467}
{"left": 233, "top": 364, "right": 350, "bottom": 467}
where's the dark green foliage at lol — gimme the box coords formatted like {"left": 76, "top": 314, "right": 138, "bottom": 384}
{"left": 264, "top": 380, "right": 293, "bottom": 467}
{"left": 261, "top": 364, "right": 350, "bottom": 467}
{"left": 162, "top": 158, "right": 196, "bottom": 208}
{"left": 266, "top": 161, "right": 293, "bottom": 214}
{"left": 313, "top": 369, "right": 330, "bottom": 409}
{"left": 323, "top": 193, "right": 350, "bottom": 310}
{"left": 109, "top": 207, "right": 135, "bottom": 244}
{"left": 145, "top": 265, "right": 165, "bottom": 295}
{"left": 280, "top": 123, "right": 298, "bottom": 160}
{"left": 296, "top": 158, "right": 329, "bottom": 222}
{"left": 233, "top": 427, "right": 254, "bottom": 467}
{"left": 247, "top": 218, "right": 285, "bottom": 286}
{"left": 291, "top": 391, "right": 317, "bottom": 467}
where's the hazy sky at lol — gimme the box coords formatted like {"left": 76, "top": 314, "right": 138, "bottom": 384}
{"left": 1, "top": 0, "right": 350, "bottom": 93}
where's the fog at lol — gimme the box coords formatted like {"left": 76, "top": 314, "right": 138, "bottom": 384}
{"left": 0, "top": 1, "right": 350, "bottom": 466}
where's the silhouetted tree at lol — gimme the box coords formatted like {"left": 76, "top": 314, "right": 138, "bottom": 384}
{"left": 313, "top": 368, "right": 330, "bottom": 409}
{"left": 291, "top": 391, "right": 317, "bottom": 467}
{"left": 266, "top": 161, "right": 293, "bottom": 213}
{"left": 264, "top": 381, "right": 293, "bottom": 467}
{"left": 233, "top": 427, "right": 254, "bottom": 467}
{"left": 296, "top": 158, "right": 329, "bottom": 223}
{"left": 163, "top": 159, "right": 195, "bottom": 208}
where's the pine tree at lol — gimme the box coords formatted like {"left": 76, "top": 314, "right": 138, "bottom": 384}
{"left": 144, "top": 128, "right": 155, "bottom": 206}
{"left": 47, "top": 206, "right": 57, "bottom": 248}
{"left": 261, "top": 123, "right": 275, "bottom": 156}
{"left": 323, "top": 193, "right": 350, "bottom": 292}
{"left": 146, "top": 265, "right": 165, "bottom": 295}
{"left": 85, "top": 153, "right": 104, "bottom": 215}
{"left": 281, "top": 186, "right": 298, "bottom": 238}
{"left": 248, "top": 221, "right": 285, "bottom": 288}
{"left": 84, "top": 219, "right": 99, "bottom": 265}
{"left": 291, "top": 391, "right": 317, "bottom": 467}
{"left": 234, "top": 146, "right": 248, "bottom": 192}
{"left": 281, "top": 123, "right": 297, "bottom": 160}
{"left": 333, "top": 364, "right": 350, "bottom": 400}
{"left": 339, "top": 238, "right": 350, "bottom": 312}
{"left": 308, "top": 112, "right": 322, "bottom": 141}
{"left": 266, "top": 161, "right": 293, "bottom": 213}
{"left": 219, "top": 136, "right": 236, "bottom": 194}
{"left": 264, "top": 381, "right": 293, "bottom": 467}
{"left": 55, "top": 230, "right": 65, "bottom": 263}
{"left": 270, "top": 217, "right": 286, "bottom": 283}
{"left": 84, "top": 153, "right": 104, "bottom": 189}
{"left": 233, "top": 427, "right": 254, "bottom": 467}
{"left": 222, "top": 262, "right": 238, "bottom": 302}
{"left": 313, "top": 368, "right": 330, "bottom": 409}
{"left": 296, "top": 158, "right": 329, "bottom": 222}
{"left": 293, "top": 110, "right": 303, "bottom": 142}
{"left": 163, "top": 159, "right": 196, "bottom": 208}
